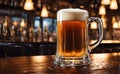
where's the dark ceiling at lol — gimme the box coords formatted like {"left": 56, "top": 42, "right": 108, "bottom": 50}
{"left": 0, "top": 0, "right": 100, "bottom": 10}
{"left": 0, "top": 0, "right": 119, "bottom": 17}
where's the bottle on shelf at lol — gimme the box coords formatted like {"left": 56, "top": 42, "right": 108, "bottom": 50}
{"left": 43, "top": 26, "right": 49, "bottom": 42}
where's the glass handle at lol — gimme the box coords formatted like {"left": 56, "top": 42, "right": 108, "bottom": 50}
{"left": 88, "top": 17, "right": 103, "bottom": 51}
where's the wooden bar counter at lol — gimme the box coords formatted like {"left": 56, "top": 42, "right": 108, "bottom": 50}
{"left": 0, "top": 52, "right": 119, "bottom": 74}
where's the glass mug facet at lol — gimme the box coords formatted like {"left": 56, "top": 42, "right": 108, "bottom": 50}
{"left": 54, "top": 9, "right": 103, "bottom": 67}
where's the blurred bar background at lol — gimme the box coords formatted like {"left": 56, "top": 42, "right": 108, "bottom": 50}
{"left": 0, "top": 0, "right": 120, "bottom": 57}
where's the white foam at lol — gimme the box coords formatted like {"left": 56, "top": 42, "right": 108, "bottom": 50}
{"left": 57, "top": 8, "right": 88, "bottom": 21}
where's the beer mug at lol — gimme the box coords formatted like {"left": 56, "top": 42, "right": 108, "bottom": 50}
{"left": 54, "top": 9, "right": 103, "bottom": 67}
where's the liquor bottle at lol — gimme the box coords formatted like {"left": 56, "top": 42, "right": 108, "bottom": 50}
{"left": 43, "top": 26, "right": 49, "bottom": 42}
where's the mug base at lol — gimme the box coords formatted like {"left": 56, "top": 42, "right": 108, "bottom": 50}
{"left": 54, "top": 56, "right": 90, "bottom": 67}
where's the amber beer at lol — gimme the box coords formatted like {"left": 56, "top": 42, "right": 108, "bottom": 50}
{"left": 55, "top": 9, "right": 103, "bottom": 66}
{"left": 57, "top": 20, "right": 87, "bottom": 57}
{"left": 56, "top": 9, "right": 88, "bottom": 58}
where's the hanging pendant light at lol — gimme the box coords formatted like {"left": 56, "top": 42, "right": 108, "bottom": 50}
{"left": 90, "top": 22, "right": 97, "bottom": 29}
{"left": 101, "top": 16, "right": 107, "bottom": 28}
{"left": 99, "top": 5, "right": 106, "bottom": 15}
{"left": 110, "top": 0, "right": 118, "bottom": 10}
{"left": 113, "top": 21, "right": 119, "bottom": 29}
{"left": 20, "top": 19, "right": 26, "bottom": 28}
{"left": 101, "top": 0, "right": 110, "bottom": 5}
{"left": 41, "top": 4, "right": 48, "bottom": 17}
{"left": 24, "top": 0, "right": 34, "bottom": 10}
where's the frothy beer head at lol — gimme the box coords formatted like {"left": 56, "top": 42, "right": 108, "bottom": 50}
{"left": 57, "top": 9, "right": 88, "bottom": 21}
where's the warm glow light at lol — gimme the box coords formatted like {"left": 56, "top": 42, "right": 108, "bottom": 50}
{"left": 110, "top": 0, "right": 118, "bottom": 10}
{"left": 101, "top": 16, "right": 107, "bottom": 28}
{"left": 13, "top": 21, "right": 18, "bottom": 26}
{"left": 101, "top": 0, "right": 110, "bottom": 5}
{"left": 4, "top": 19, "right": 7, "bottom": 27}
{"left": 91, "top": 53, "right": 109, "bottom": 69}
{"left": 113, "top": 21, "right": 119, "bottom": 29}
{"left": 90, "top": 4, "right": 94, "bottom": 8}
{"left": 90, "top": 22, "right": 97, "bottom": 29}
{"left": 112, "top": 16, "right": 116, "bottom": 24}
{"left": 99, "top": 5, "right": 106, "bottom": 15}
{"left": 24, "top": 0, "right": 34, "bottom": 10}
{"left": 119, "top": 21, "right": 120, "bottom": 28}
{"left": 31, "top": 56, "right": 48, "bottom": 62}
{"left": 80, "top": 5, "right": 84, "bottom": 9}
{"left": 41, "top": 4, "right": 48, "bottom": 17}
{"left": 92, "top": 54, "right": 109, "bottom": 60}
{"left": 20, "top": 19, "right": 26, "bottom": 28}
{"left": 112, "top": 53, "right": 119, "bottom": 56}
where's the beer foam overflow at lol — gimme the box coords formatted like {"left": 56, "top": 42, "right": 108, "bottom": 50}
{"left": 57, "top": 9, "right": 88, "bottom": 21}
